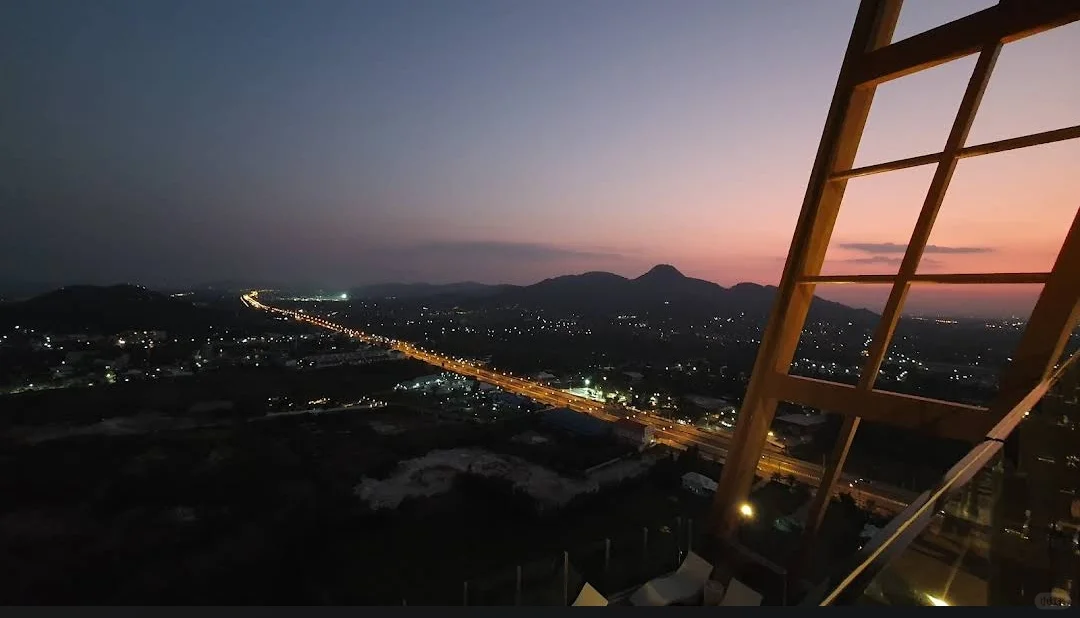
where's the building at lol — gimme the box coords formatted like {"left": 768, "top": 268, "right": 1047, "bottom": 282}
{"left": 298, "top": 346, "right": 405, "bottom": 369}
{"left": 772, "top": 413, "right": 828, "bottom": 445}
{"left": 396, "top": 373, "right": 457, "bottom": 392}
{"left": 684, "top": 395, "right": 732, "bottom": 412}
{"left": 681, "top": 472, "right": 718, "bottom": 497}
{"left": 564, "top": 387, "right": 606, "bottom": 402}
{"left": 612, "top": 418, "right": 654, "bottom": 448}
{"left": 541, "top": 407, "right": 612, "bottom": 438}
{"left": 491, "top": 391, "right": 532, "bottom": 409}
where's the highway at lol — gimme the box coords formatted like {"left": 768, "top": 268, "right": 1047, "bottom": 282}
{"left": 242, "top": 291, "right": 916, "bottom": 515}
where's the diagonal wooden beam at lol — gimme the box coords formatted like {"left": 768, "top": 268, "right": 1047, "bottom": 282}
{"left": 706, "top": 0, "right": 904, "bottom": 540}
{"left": 853, "top": 0, "right": 1080, "bottom": 88}
{"left": 770, "top": 374, "right": 990, "bottom": 441}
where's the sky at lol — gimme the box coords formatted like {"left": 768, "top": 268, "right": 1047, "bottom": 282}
{"left": 1, "top": 0, "right": 1077, "bottom": 316}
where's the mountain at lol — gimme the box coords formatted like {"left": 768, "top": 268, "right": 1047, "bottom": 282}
{"left": 352, "top": 264, "right": 876, "bottom": 325}
{"left": 0, "top": 279, "right": 64, "bottom": 302}
{"left": 0, "top": 284, "right": 259, "bottom": 334}
{"left": 349, "top": 281, "right": 513, "bottom": 300}
{"left": 466, "top": 264, "right": 877, "bottom": 325}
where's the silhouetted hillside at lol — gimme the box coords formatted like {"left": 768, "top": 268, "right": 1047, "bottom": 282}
{"left": 479, "top": 264, "right": 877, "bottom": 326}
{"left": 0, "top": 284, "right": 263, "bottom": 334}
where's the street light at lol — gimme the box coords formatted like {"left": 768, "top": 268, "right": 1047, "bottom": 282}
{"left": 738, "top": 503, "right": 754, "bottom": 519}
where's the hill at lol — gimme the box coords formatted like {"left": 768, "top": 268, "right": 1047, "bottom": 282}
{"left": 476, "top": 264, "right": 877, "bottom": 325}
{"left": 0, "top": 284, "right": 263, "bottom": 334}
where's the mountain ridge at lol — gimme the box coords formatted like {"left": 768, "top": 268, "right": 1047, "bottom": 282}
{"left": 357, "top": 265, "right": 877, "bottom": 327}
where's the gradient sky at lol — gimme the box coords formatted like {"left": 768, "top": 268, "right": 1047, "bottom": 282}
{"left": 2, "top": 0, "right": 1077, "bottom": 316}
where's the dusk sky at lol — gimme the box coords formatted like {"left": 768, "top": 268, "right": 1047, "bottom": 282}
{"left": 2, "top": 0, "right": 1077, "bottom": 316}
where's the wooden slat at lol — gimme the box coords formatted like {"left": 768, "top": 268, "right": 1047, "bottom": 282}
{"left": 960, "top": 123, "right": 1080, "bottom": 158}
{"left": 771, "top": 374, "right": 990, "bottom": 441}
{"left": 799, "top": 272, "right": 1049, "bottom": 285}
{"left": 853, "top": 0, "right": 1080, "bottom": 88}
{"left": 707, "top": 0, "right": 903, "bottom": 541}
{"left": 831, "top": 124, "right": 1080, "bottom": 182}
{"left": 831, "top": 152, "right": 941, "bottom": 181}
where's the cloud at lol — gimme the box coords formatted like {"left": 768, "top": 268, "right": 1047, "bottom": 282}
{"left": 840, "top": 255, "right": 903, "bottom": 265}
{"left": 412, "top": 240, "right": 624, "bottom": 261}
{"left": 837, "top": 255, "right": 942, "bottom": 266}
{"left": 836, "top": 242, "right": 994, "bottom": 255}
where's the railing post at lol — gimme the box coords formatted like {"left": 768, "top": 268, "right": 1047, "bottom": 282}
{"left": 641, "top": 527, "right": 649, "bottom": 577}
{"left": 563, "top": 551, "right": 570, "bottom": 606}
{"left": 463, "top": 580, "right": 468, "bottom": 607}
{"left": 604, "top": 537, "right": 611, "bottom": 574}
{"left": 515, "top": 565, "right": 522, "bottom": 606}
{"left": 676, "top": 516, "right": 684, "bottom": 565}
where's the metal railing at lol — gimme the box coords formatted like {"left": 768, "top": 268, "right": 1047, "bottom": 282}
{"left": 398, "top": 518, "right": 699, "bottom": 606}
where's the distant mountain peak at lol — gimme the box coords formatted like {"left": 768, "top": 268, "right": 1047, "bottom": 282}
{"left": 636, "top": 264, "right": 685, "bottom": 280}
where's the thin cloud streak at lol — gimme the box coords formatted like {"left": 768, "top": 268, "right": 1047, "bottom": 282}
{"left": 837, "top": 256, "right": 942, "bottom": 266}
{"left": 837, "top": 242, "right": 995, "bottom": 255}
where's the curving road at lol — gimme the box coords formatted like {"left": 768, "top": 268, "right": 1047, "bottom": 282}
{"left": 243, "top": 291, "right": 916, "bottom": 515}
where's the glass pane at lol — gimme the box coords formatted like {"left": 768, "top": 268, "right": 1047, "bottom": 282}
{"left": 830, "top": 353, "right": 1080, "bottom": 607}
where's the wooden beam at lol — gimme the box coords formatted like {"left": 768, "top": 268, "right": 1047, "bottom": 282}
{"left": 960, "top": 123, "right": 1080, "bottom": 159}
{"left": 853, "top": 0, "right": 1080, "bottom": 88}
{"left": 707, "top": 0, "right": 903, "bottom": 540}
{"left": 771, "top": 374, "right": 990, "bottom": 441}
{"left": 831, "top": 152, "right": 941, "bottom": 181}
{"left": 831, "top": 124, "right": 1080, "bottom": 181}
{"left": 799, "top": 272, "right": 1049, "bottom": 285}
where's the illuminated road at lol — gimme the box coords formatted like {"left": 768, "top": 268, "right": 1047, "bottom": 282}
{"left": 243, "top": 291, "right": 915, "bottom": 515}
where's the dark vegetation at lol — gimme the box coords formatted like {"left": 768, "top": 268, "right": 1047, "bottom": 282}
{"left": 0, "top": 404, "right": 703, "bottom": 604}
{"left": 0, "top": 360, "right": 432, "bottom": 431}
{"left": 0, "top": 285, "right": 275, "bottom": 335}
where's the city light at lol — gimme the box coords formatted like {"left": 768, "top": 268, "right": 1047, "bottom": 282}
{"left": 239, "top": 292, "right": 908, "bottom": 518}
